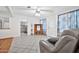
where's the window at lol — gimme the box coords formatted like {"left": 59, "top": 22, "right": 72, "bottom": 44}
{"left": 58, "top": 14, "right": 68, "bottom": 32}
{"left": 0, "top": 17, "right": 9, "bottom": 29}
{"left": 40, "top": 16, "right": 47, "bottom": 34}
{"left": 58, "top": 9, "right": 79, "bottom": 33}
{"left": 70, "top": 11, "right": 76, "bottom": 29}
{"left": 77, "top": 10, "right": 79, "bottom": 28}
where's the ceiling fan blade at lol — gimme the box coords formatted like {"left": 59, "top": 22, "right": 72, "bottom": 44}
{"left": 40, "top": 9, "right": 53, "bottom": 12}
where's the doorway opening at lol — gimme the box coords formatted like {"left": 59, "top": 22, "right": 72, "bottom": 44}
{"left": 34, "top": 24, "right": 43, "bottom": 35}
{"left": 20, "top": 21, "right": 28, "bottom": 35}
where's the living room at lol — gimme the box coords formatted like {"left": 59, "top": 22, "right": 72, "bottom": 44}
{"left": 0, "top": 6, "right": 79, "bottom": 53}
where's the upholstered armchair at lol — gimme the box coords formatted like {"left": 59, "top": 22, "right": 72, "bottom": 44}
{"left": 39, "top": 29, "right": 79, "bottom": 53}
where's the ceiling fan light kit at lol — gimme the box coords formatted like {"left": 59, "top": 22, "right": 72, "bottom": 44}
{"left": 35, "top": 12, "right": 40, "bottom": 16}
{"left": 35, "top": 8, "right": 40, "bottom": 16}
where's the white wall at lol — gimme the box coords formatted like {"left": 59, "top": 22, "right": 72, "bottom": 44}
{"left": 27, "top": 16, "right": 40, "bottom": 35}
{"left": 0, "top": 15, "right": 40, "bottom": 37}
{"left": 0, "top": 17, "right": 21, "bottom": 37}
{"left": 45, "top": 14, "right": 57, "bottom": 37}
{"left": 10, "top": 17, "right": 21, "bottom": 37}
{"left": 15, "top": 16, "right": 40, "bottom": 36}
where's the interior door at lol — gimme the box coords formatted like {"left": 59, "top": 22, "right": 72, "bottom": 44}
{"left": 34, "top": 24, "right": 43, "bottom": 35}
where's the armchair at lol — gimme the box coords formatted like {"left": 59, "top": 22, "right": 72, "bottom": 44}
{"left": 39, "top": 29, "right": 79, "bottom": 53}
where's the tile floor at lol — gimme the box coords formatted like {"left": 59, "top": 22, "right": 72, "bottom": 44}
{"left": 9, "top": 33, "right": 47, "bottom": 53}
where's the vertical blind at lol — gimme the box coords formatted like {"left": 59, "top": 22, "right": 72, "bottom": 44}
{"left": 58, "top": 9, "right": 79, "bottom": 32}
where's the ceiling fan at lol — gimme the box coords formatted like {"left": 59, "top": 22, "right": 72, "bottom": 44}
{"left": 27, "top": 6, "right": 40, "bottom": 16}
{"left": 26, "top": 6, "right": 53, "bottom": 16}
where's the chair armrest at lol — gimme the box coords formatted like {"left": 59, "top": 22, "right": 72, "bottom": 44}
{"left": 39, "top": 40, "right": 55, "bottom": 52}
{"left": 48, "top": 37, "right": 59, "bottom": 44}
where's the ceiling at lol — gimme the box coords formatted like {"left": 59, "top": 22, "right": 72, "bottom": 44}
{"left": 0, "top": 6, "right": 79, "bottom": 17}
